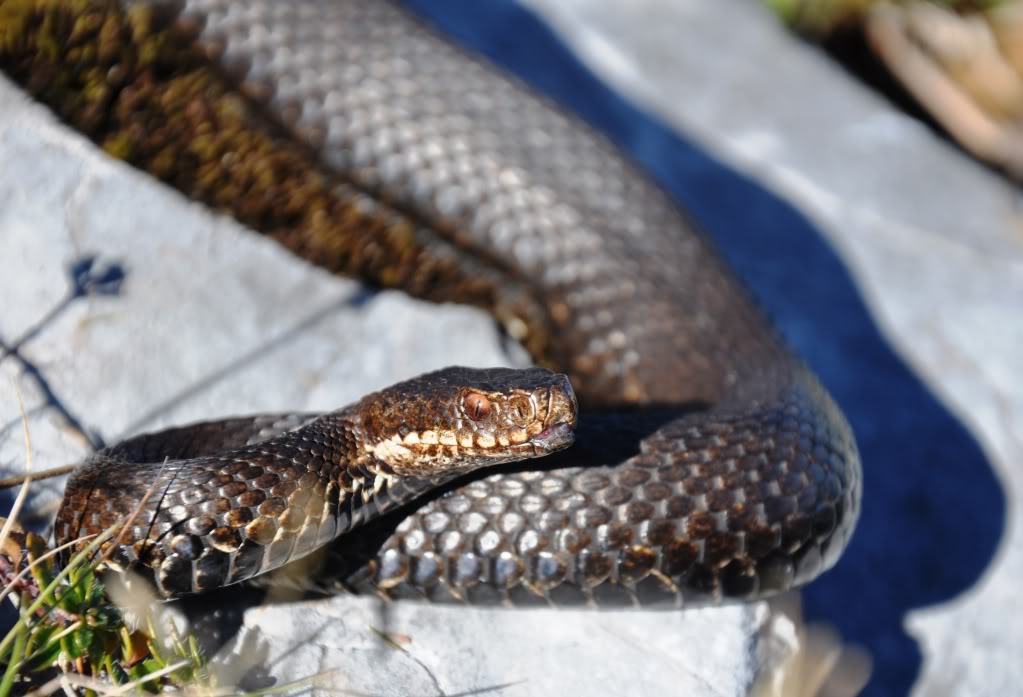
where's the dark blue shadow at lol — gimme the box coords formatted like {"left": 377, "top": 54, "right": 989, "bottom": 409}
{"left": 402, "top": 2, "right": 1007, "bottom": 695}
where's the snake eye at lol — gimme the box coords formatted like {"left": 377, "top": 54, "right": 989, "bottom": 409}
{"left": 464, "top": 392, "right": 491, "bottom": 421}
{"left": 508, "top": 396, "right": 533, "bottom": 425}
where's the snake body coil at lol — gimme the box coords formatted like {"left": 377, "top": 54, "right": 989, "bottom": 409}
{"left": 1, "top": 0, "right": 861, "bottom": 606}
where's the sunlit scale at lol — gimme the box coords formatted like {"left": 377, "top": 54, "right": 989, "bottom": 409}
{"left": 1, "top": 0, "right": 863, "bottom": 605}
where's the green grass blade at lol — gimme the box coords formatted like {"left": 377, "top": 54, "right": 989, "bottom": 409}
{"left": 0, "top": 625, "right": 28, "bottom": 697}
{"left": 0, "top": 525, "right": 118, "bottom": 660}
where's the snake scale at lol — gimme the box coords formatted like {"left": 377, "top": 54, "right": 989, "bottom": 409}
{"left": 0, "top": 0, "right": 861, "bottom": 606}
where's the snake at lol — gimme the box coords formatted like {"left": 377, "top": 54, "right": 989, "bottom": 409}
{"left": 0, "top": 0, "right": 861, "bottom": 607}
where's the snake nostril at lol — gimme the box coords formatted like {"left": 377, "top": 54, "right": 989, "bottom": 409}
{"left": 509, "top": 396, "right": 532, "bottom": 425}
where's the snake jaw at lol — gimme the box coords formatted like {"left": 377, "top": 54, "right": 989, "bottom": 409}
{"left": 516, "top": 380, "right": 577, "bottom": 455}
{"left": 524, "top": 421, "right": 575, "bottom": 454}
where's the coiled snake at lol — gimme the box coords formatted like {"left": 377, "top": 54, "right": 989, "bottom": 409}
{"left": 0, "top": 0, "right": 861, "bottom": 606}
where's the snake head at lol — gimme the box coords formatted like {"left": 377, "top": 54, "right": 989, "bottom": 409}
{"left": 354, "top": 366, "right": 577, "bottom": 477}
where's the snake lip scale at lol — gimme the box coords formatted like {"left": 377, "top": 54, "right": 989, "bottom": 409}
{"left": 0, "top": 0, "right": 863, "bottom": 606}
{"left": 530, "top": 423, "right": 576, "bottom": 454}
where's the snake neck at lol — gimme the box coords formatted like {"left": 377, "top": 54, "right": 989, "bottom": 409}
{"left": 276, "top": 410, "right": 426, "bottom": 539}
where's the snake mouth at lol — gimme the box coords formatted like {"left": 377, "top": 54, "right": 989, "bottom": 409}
{"left": 529, "top": 421, "right": 575, "bottom": 454}
{"left": 524, "top": 376, "right": 577, "bottom": 455}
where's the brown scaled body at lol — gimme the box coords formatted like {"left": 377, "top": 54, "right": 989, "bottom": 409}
{"left": 3, "top": 0, "right": 861, "bottom": 606}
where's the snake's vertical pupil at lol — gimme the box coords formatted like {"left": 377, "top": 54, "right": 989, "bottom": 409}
{"left": 465, "top": 393, "right": 490, "bottom": 420}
